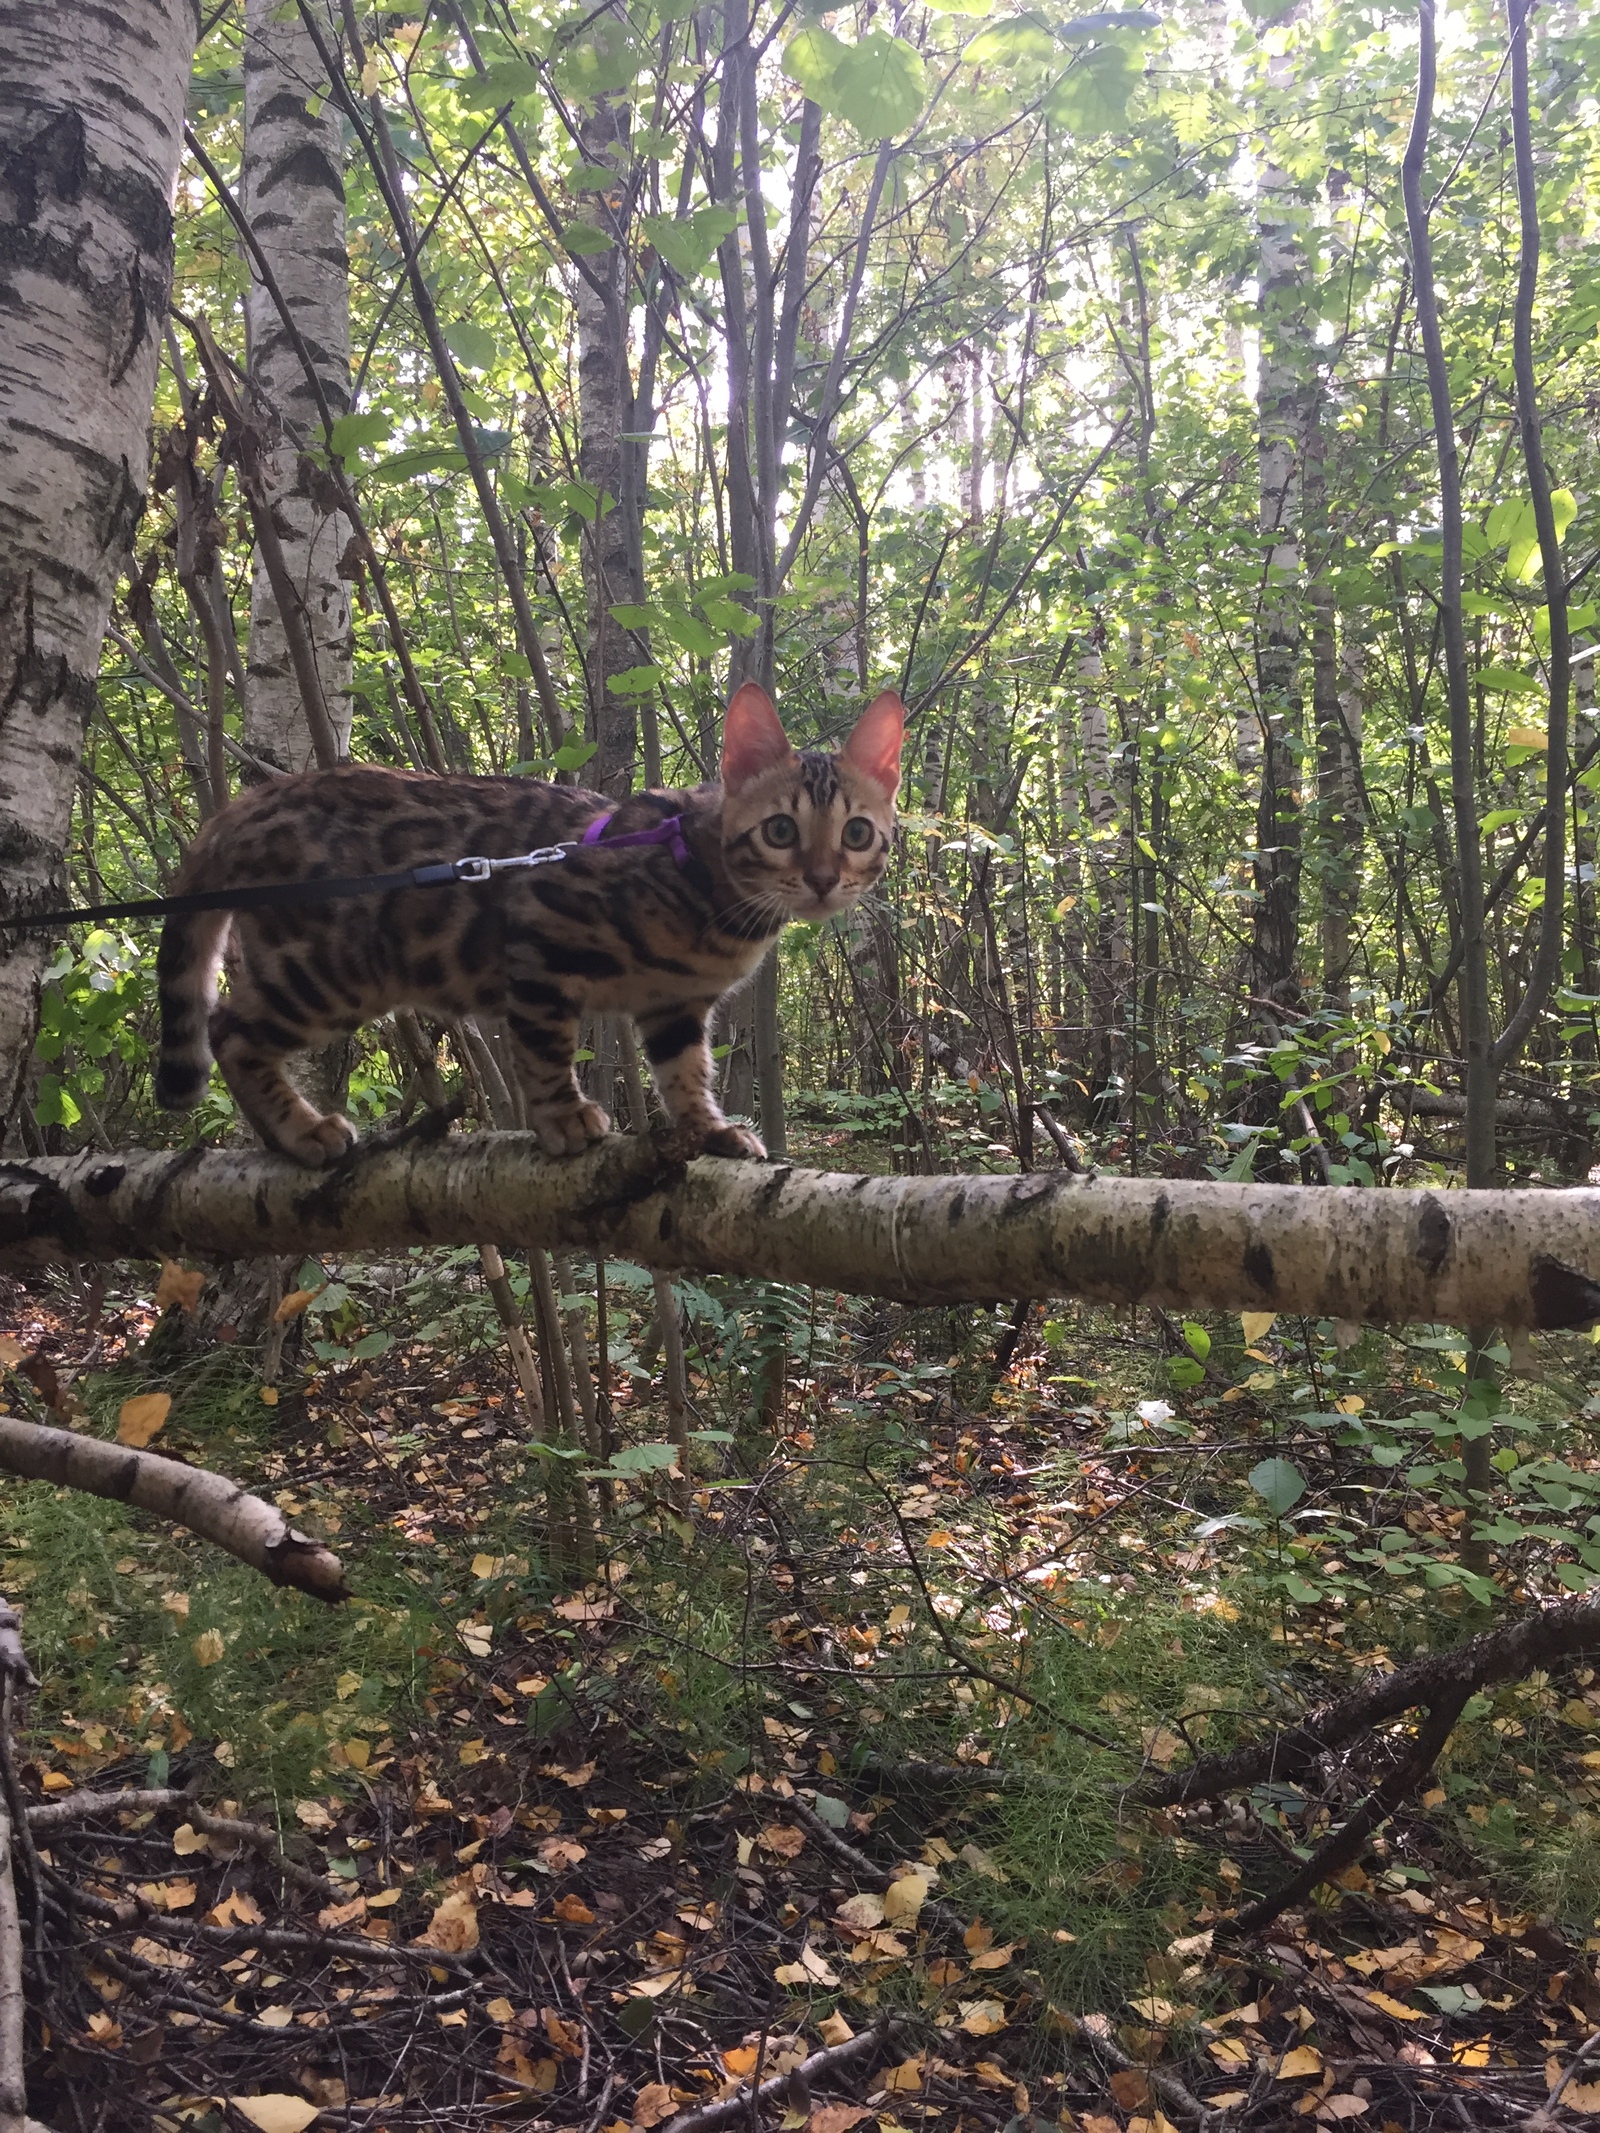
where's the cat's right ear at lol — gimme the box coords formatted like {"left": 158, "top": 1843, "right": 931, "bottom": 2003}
{"left": 721, "top": 682, "right": 794, "bottom": 793}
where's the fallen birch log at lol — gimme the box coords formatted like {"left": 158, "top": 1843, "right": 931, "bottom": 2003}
{"left": 0, "top": 1419, "right": 348, "bottom": 1602}
{"left": 2, "top": 1134, "right": 1599, "bottom": 1328}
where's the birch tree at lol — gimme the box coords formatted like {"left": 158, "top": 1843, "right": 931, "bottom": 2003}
{"left": 0, "top": 0, "right": 205, "bottom": 1128}
{"left": 241, "top": 0, "right": 353, "bottom": 770}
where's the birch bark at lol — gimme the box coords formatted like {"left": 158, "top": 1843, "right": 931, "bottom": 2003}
{"left": 0, "top": 0, "right": 203, "bottom": 1129}
{"left": 241, "top": 0, "right": 353, "bottom": 770}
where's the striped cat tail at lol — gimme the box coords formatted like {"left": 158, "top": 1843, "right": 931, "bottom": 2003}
{"left": 154, "top": 907, "right": 231, "bottom": 1112}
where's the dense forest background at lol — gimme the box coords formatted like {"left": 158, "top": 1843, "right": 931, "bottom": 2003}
{"left": 5, "top": 0, "right": 1600, "bottom": 2126}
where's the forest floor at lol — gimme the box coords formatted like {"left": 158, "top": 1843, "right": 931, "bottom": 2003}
{"left": 5, "top": 1152, "right": 1600, "bottom": 2133}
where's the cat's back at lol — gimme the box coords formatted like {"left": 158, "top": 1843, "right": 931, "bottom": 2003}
{"left": 177, "top": 764, "right": 602, "bottom": 887}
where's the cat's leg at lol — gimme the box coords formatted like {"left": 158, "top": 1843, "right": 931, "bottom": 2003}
{"left": 636, "top": 1000, "right": 765, "bottom": 1159}
{"left": 504, "top": 987, "right": 609, "bottom": 1154}
{"left": 209, "top": 960, "right": 358, "bottom": 1168}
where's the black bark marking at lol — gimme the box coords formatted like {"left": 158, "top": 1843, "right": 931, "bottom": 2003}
{"left": 1530, "top": 1257, "right": 1600, "bottom": 1331}
{"left": 1243, "top": 1240, "right": 1276, "bottom": 1295}
{"left": 85, "top": 1163, "right": 126, "bottom": 1197}
{"left": 1416, "top": 1195, "right": 1452, "bottom": 1276}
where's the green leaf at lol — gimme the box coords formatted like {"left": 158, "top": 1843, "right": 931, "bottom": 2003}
{"left": 327, "top": 409, "right": 394, "bottom": 458}
{"left": 643, "top": 204, "right": 739, "bottom": 278}
{"left": 922, "top": 0, "right": 994, "bottom": 15}
{"left": 1045, "top": 42, "right": 1137, "bottom": 133}
{"left": 1248, "top": 1456, "right": 1306, "bottom": 1517}
{"left": 454, "top": 58, "right": 542, "bottom": 111}
{"left": 606, "top": 1441, "right": 681, "bottom": 1474}
{"left": 562, "top": 221, "right": 616, "bottom": 254}
{"left": 965, "top": 13, "right": 1057, "bottom": 64}
{"left": 1183, "top": 1321, "right": 1211, "bottom": 1363}
{"left": 1059, "top": 7, "right": 1161, "bottom": 33}
{"left": 608, "top": 603, "right": 656, "bottom": 629}
{"left": 1472, "top": 664, "right": 1541, "bottom": 695}
{"left": 607, "top": 664, "right": 665, "bottom": 695}
{"left": 783, "top": 26, "right": 925, "bottom": 137}
{"left": 365, "top": 444, "right": 470, "bottom": 483}
{"left": 445, "top": 319, "right": 499, "bottom": 372}
{"left": 554, "top": 15, "right": 643, "bottom": 96}
{"left": 33, "top": 1075, "right": 80, "bottom": 1128}
{"left": 551, "top": 737, "right": 599, "bottom": 771}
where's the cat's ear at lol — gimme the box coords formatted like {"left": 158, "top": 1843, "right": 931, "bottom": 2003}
{"left": 721, "top": 682, "right": 794, "bottom": 793}
{"left": 841, "top": 689, "right": 906, "bottom": 800}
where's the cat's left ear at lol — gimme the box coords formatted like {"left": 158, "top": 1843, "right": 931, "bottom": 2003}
{"left": 841, "top": 690, "right": 906, "bottom": 800}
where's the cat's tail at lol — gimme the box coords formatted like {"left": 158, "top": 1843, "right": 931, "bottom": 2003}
{"left": 154, "top": 906, "right": 232, "bottom": 1112}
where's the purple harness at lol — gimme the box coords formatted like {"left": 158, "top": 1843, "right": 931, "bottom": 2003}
{"left": 580, "top": 810, "right": 692, "bottom": 870}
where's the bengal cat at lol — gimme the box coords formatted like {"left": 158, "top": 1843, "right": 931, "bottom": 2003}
{"left": 155, "top": 683, "right": 905, "bottom": 1167}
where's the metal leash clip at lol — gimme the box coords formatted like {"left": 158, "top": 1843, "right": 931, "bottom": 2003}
{"left": 452, "top": 844, "right": 574, "bottom": 883}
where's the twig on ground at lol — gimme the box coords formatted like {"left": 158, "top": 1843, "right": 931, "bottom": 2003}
{"left": 787, "top": 1797, "right": 968, "bottom": 1942}
{"left": 1061, "top": 2010, "right": 1214, "bottom": 2129}
{"left": 659, "top": 2016, "right": 902, "bottom": 2133}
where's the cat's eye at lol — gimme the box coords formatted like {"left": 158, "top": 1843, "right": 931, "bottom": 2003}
{"left": 841, "top": 816, "right": 876, "bottom": 852}
{"left": 762, "top": 814, "right": 799, "bottom": 849}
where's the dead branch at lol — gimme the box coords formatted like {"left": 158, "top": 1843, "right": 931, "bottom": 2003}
{"left": 0, "top": 1419, "right": 348, "bottom": 1602}
{"left": 1139, "top": 1590, "right": 1600, "bottom": 1808}
{"left": 25, "top": 1787, "right": 193, "bottom": 1833}
{"left": 4, "top": 1136, "right": 1600, "bottom": 1327}
{"left": 658, "top": 2015, "right": 903, "bottom": 2133}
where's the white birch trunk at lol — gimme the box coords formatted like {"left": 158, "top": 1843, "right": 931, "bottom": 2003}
{"left": 4, "top": 1137, "right": 1600, "bottom": 1333}
{"left": 241, "top": 0, "right": 353, "bottom": 771}
{"left": 0, "top": 0, "right": 203, "bottom": 1131}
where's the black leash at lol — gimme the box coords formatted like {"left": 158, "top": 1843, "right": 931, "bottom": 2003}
{"left": 7, "top": 843, "right": 575, "bottom": 934}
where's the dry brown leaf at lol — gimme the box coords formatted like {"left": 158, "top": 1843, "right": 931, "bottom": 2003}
{"left": 172, "top": 1823, "right": 208, "bottom": 1857}
{"left": 1109, "top": 2069, "right": 1151, "bottom": 2110}
{"left": 228, "top": 2100, "right": 320, "bottom": 2133}
{"left": 1318, "top": 2100, "right": 1370, "bottom": 2122}
{"left": 553, "top": 1593, "right": 616, "bottom": 1623}
{"left": 541, "top": 1759, "right": 598, "bottom": 1789}
{"left": 758, "top": 1823, "right": 806, "bottom": 1859}
{"left": 1361, "top": 1991, "right": 1425, "bottom": 2022}
{"left": 958, "top": 1999, "right": 1006, "bottom": 2037}
{"left": 117, "top": 1394, "right": 171, "bottom": 1448}
{"left": 85, "top": 2011, "right": 122, "bottom": 2048}
{"left": 273, "top": 1283, "right": 327, "bottom": 1323}
{"left": 968, "top": 1942, "right": 1020, "bottom": 1971}
{"left": 155, "top": 1261, "right": 205, "bottom": 1314}
{"left": 808, "top": 2106, "right": 871, "bottom": 2133}
{"left": 130, "top": 1937, "right": 192, "bottom": 1971}
{"left": 1208, "top": 2038, "right": 1251, "bottom": 2069}
{"left": 553, "top": 1893, "right": 596, "bottom": 1925}
{"left": 538, "top": 1836, "right": 588, "bottom": 1871}
{"left": 1140, "top": 1726, "right": 1184, "bottom": 1767}
{"left": 193, "top": 1628, "right": 225, "bottom": 1667}
{"left": 256, "top": 2006, "right": 294, "bottom": 2030}
{"left": 632, "top": 2081, "right": 678, "bottom": 2129}
{"left": 416, "top": 1889, "right": 479, "bottom": 1953}
{"left": 835, "top": 1893, "right": 885, "bottom": 1933}
{"left": 627, "top": 1968, "right": 691, "bottom": 1998}
{"left": 816, "top": 2011, "right": 854, "bottom": 2047}
{"left": 318, "top": 1895, "right": 368, "bottom": 1930}
{"left": 210, "top": 1889, "right": 264, "bottom": 1928}
{"left": 367, "top": 1888, "right": 402, "bottom": 1909}
{"left": 881, "top": 2055, "right": 924, "bottom": 2093}
{"left": 723, "top": 2045, "right": 761, "bottom": 2078}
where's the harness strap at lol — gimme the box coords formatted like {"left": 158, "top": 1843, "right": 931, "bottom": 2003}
{"left": 580, "top": 809, "right": 692, "bottom": 868}
{"left": 9, "top": 806, "right": 695, "bottom": 934}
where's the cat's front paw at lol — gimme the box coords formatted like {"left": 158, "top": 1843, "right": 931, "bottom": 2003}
{"left": 531, "top": 1099, "right": 611, "bottom": 1155}
{"left": 701, "top": 1123, "right": 766, "bottom": 1160}
{"left": 281, "top": 1113, "right": 359, "bottom": 1167}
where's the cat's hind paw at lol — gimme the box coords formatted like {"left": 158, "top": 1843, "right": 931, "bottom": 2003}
{"left": 701, "top": 1123, "right": 766, "bottom": 1160}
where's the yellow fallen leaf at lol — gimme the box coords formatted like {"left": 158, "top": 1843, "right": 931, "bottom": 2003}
{"left": 958, "top": 2000, "right": 1007, "bottom": 2037}
{"left": 1362, "top": 1991, "right": 1425, "bottom": 2021}
{"left": 86, "top": 2010, "right": 122, "bottom": 2047}
{"left": 1276, "top": 2045, "right": 1322, "bottom": 2079}
{"left": 969, "top": 1942, "right": 1020, "bottom": 1971}
{"left": 882, "top": 1874, "right": 928, "bottom": 1924}
{"left": 256, "top": 2005, "right": 294, "bottom": 2029}
{"left": 1208, "top": 2038, "right": 1251, "bottom": 2068}
{"left": 193, "top": 1628, "right": 225, "bottom": 1667}
{"left": 318, "top": 1895, "right": 368, "bottom": 1931}
{"left": 886, "top": 1604, "right": 911, "bottom": 1631}
{"left": 627, "top": 1968, "right": 691, "bottom": 1998}
{"left": 1319, "top": 2099, "right": 1370, "bottom": 2121}
{"left": 553, "top": 1593, "right": 616, "bottom": 1623}
{"left": 259, "top": 1385, "right": 279, "bottom": 1407}
{"left": 555, "top": 1893, "right": 597, "bottom": 1924}
{"left": 817, "top": 2011, "right": 854, "bottom": 2046}
{"left": 366, "top": 1887, "right": 402, "bottom": 1908}
{"left": 541, "top": 1759, "right": 597, "bottom": 1789}
{"left": 137, "top": 1879, "right": 196, "bottom": 1911}
{"left": 230, "top": 2099, "right": 321, "bottom": 2133}
{"left": 836, "top": 1893, "right": 885, "bottom": 1933}
{"left": 775, "top": 1945, "right": 839, "bottom": 1987}
{"left": 881, "top": 2056, "right": 924, "bottom": 2093}
{"left": 155, "top": 1261, "right": 205, "bottom": 1313}
{"left": 1334, "top": 1394, "right": 1365, "bottom": 1415}
{"left": 117, "top": 1394, "right": 171, "bottom": 1448}
{"left": 210, "top": 1889, "right": 263, "bottom": 1928}
{"left": 723, "top": 2046, "right": 761, "bottom": 2079}
{"left": 295, "top": 1799, "right": 335, "bottom": 1832}
{"left": 173, "top": 1824, "right": 208, "bottom": 1858}
{"left": 1240, "top": 1312, "right": 1276, "bottom": 1343}
{"left": 335, "top": 1670, "right": 362, "bottom": 1701}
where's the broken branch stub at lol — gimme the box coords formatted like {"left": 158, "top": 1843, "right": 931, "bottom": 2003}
{"left": 0, "top": 1419, "right": 348, "bottom": 1602}
{"left": 2, "top": 1135, "right": 1599, "bottom": 1329}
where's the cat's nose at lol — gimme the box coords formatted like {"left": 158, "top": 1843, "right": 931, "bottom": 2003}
{"left": 804, "top": 867, "right": 840, "bottom": 901}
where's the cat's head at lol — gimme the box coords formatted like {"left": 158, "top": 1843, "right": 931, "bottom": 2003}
{"left": 717, "top": 683, "right": 905, "bottom": 923}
